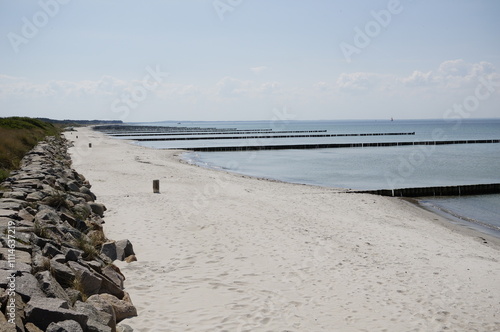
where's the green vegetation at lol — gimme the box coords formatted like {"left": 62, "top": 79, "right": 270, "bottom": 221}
{"left": 0, "top": 117, "right": 61, "bottom": 182}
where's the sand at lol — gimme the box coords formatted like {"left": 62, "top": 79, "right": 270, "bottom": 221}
{"left": 66, "top": 127, "right": 500, "bottom": 332}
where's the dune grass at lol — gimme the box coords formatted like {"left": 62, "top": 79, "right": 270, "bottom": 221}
{"left": 0, "top": 117, "right": 60, "bottom": 182}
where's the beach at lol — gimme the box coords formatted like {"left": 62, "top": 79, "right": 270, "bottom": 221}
{"left": 66, "top": 127, "right": 500, "bottom": 331}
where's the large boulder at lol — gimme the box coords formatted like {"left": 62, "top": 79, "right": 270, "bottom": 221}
{"left": 24, "top": 297, "right": 88, "bottom": 331}
{"left": 35, "top": 271, "right": 71, "bottom": 302}
{"left": 46, "top": 320, "right": 84, "bottom": 332}
{"left": 88, "top": 293, "right": 137, "bottom": 323}
{"left": 74, "top": 301, "right": 115, "bottom": 332}
{"left": 15, "top": 273, "right": 45, "bottom": 302}
{"left": 89, "top": 203, "right": 106, "bottom": 217}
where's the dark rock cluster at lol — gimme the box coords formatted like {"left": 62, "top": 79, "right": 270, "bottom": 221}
{"left": 0, "top": 136, "right": 137, "bottom": 332}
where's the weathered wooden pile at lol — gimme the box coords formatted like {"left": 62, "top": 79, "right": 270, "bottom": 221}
{"left": 0, "top": 136, "right": 137, "bottom": 332}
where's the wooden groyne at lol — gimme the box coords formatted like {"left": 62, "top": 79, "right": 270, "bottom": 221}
{"left": 109, "top": 130, "right": 328, "bottom": 137}
{"left": 354, "top": 183, "right": 500, "bottom": 197}
{"left": 185, "top": 138, "right": 500, "bottom": 152}
{"left": 135, "top": 132, "right": 416, "bottom": 142}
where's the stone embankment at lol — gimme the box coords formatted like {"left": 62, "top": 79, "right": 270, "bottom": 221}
{"left": 0, "top": 135, "right": 137, "bottom": 332}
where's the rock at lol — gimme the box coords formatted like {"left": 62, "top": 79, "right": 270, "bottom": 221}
{"left": 99, "top": 275, "right": 125, "bottom": 300}
{"left": 124, "top": 255, "right": 137, "bottom": 263}
{"left": 74, "top": 301, "right": 115, "bottom": 332}
{"left": 66, "top": 181, "right": 81, "bottom": 192}
{"left": 25, "top": 322, "right": 44, "bottom": 332}
{"left": 43, "top": 243, "right": 63, "bottom": 258}
{"left": 35, "top": 271, "right": 70, "bottom": 302}
{"left": 80, "top": 187, "right": 96, "bottom": 201}
{"left": 65, "top": 288, "right": 83, "bottom": 306}
{"left": 64, "top": 248, "right": 84, "bottom": 262}
{"left": 50, "top": 261, "right": 76, "bottom": 288}
{"left": 1, "top": 191, "right": 27, "bottom": 199}
{"left": 0, "top": 247, "right": 30, "bottom": 264}
{"left": 46, "top": 320, "right": 84, "bottom": 332}
{"left": 18, "top": 208, "right": 35, "bottom": 224}
{"left": 24, "top": 297, "right": 88, "bottom": 331}
{"left": 35, "top": 209, "right": 61, "bottom": 224}
{"left": 102, "top": 265, "right": 125, "bottom": 289}
{"left": 116, "top": 324, "right": 134, "bottom": 332}
{"left": 89, "top": 203, "right": 106, "bottom": 217}
{"left": 0, "top": 198, "right": 27, "bottom": 210}
{"left": 115, "top": 240, "right": 135, "bottom": 261}
{"left": 86, "top": 295, "right": 117, "bottom": 329}
{"left": 0, "top": 208, "right": 17, "bottom": 218}
{"left": 100, "top": 241, "right": 118, "bottom": 261}
{"left": 15, "top": 273, "right": 45, "bottom": 302}
{"left": 0, "top": 260, "right": 31, "bottom": 274}
{"left": 73, "top": 203, "right": 91, "bottom": 220}
{"left": 95, "top": 293, "right": 137, "bottom": 323}
{"left": 68, "top": 262, "right": 102, "bottom": 296}
{"left": 26, "top": 191, "right": 47, "bottom": 202}
{"left": 52, "top": 254, "right": 67, "bottom": 264}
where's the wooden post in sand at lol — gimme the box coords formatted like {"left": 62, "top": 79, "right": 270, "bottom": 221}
{"left": 153, "top": 180, "right": 160, "bottom": 193}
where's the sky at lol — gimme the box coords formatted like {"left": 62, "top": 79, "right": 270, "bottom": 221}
{"left": 1, "top": 0, "right": 499, "bottom": 122}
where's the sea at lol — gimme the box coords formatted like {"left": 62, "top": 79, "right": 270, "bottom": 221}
{"left": 119, "top": 119, "right": 500, "bottom": 238}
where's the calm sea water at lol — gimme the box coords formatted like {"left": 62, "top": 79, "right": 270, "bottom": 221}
{"left": 127, "top": 119, "right": 500, "bottom": 237}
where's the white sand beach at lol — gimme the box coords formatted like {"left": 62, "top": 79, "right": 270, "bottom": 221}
{"left": 66, "top": 127, "right": 500, "bottom": 332}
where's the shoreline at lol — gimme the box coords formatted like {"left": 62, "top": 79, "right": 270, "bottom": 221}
{"left": 183, "top": 150, "right": 500, "bottom": 243}
{"left": 66, "top": 127, "right": 500, "bottom": 331}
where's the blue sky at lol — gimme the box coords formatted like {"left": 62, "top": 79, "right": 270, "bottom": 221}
{"left": 1, "top": 0, "right": 499, "bottom": 122}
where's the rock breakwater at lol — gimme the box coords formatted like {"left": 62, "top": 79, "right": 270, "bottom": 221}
{"left": 0, "top": 135, "right": 137, "bottom": 332}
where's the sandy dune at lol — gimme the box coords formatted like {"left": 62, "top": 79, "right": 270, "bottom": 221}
{"left": 66, "top": 127, "right": 500, "bottom": 332}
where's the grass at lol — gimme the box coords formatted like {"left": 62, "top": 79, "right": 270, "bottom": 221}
{"left": 0, "top": 117, "right": 61, "bottom": 182}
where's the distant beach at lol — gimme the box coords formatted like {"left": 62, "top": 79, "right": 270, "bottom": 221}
{"left": 67, "top": 127, "right": 500, "bottom": 331}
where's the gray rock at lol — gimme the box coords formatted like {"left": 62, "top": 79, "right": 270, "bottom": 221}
{"left": 15, "top": 273, "right": 45, "bottom": 302}
{"left": 65, "top": 288, "right": 82, "bottom": 306}
{"left": 115, "top": 240, "right": 135, "bottom": 261}
{"left": 50, "top": 261, "right": 76, "bottom": 288}
{"left": 86, "top": 295, "right": 117, "bottom": 328}
{"left": 1, "top": 191, "right": 27, "bottom": 200}
{"left": 116, "top": 324, "right": 134, "bottom": 332}
{"left": 74, "top": 301, "right": 115, "bottom": 332}
{"left": 0, "top": 248, "right": 32, "bottom": 265}
{"left": 43, "top": 243, "right": 63, "bottom": 258}
{"left": 89, "top": 203, "right": 106, "bottom": 217}
{"left": 100, "top": 241, "right": 118, "bottom": 261}
{"left": 80, "top": 186, "right": 97, "bottom": 201}
{"left": 95, "top": 293, "right": 137, "bottom": 323}
{"left": 35, "top": 209, "right": 61, "bottom": 224}
{"left": 0, "top": 208, "right": 17, "bottom": 218}
{"left": 64, "top": 248, "right": 84, "bottom": 262}
{"left": 35, "top": 271, "right": 70, "bottom": 302}
{"left": 0, "top": 199, "right": 25, "bottom": 210}
{"left": 18, "top": 207, "right": 35, "bottom": 220}
{"left": 26, "top": 191, "right": 47, "bottom": 202}
{"left": 0, "top": 260, "right": 31, "bottom": 273}
{"left": 68, "top": 261, "right": 102, "bottom": 296}
{"left": 66, "top": 181, "right": 81, "bottom": 192}
{"left": 99, "top": 275, "right": 125, "bottom": 300}
{"left": 52, "top": 254, "right": 67, "bottom": 264}
{"left": 46, "top": 320, "right": 84, "bottom": 332}
{"left": 102, "top": 265, "right": 125, "bottom": 289}
{"left": 73, "top": 203, "right": 91, "bottom": 220}
{"left": 25, "top": 297, "right": 88, "bottom": 331}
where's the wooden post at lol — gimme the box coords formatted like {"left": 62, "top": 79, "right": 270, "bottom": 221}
{"left": 89, "top": 143, "right": 92, "bottom": 148}
{"left": 153, "top": 180, "right": 160, "bottom": 193}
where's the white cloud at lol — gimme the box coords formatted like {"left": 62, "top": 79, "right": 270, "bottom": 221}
{"left": 250, "top": 66, "right": 268, "bottom": 74}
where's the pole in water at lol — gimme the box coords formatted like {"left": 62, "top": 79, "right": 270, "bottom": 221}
{"left": 153, "top": 180, "right": 160, "bottom": 193}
